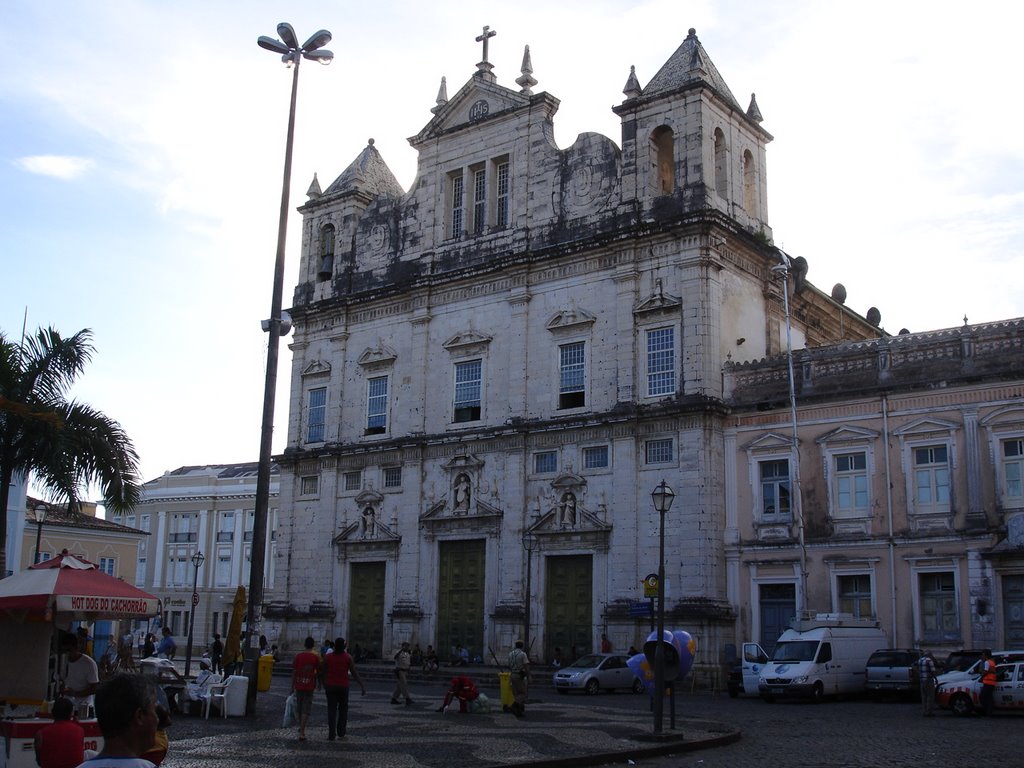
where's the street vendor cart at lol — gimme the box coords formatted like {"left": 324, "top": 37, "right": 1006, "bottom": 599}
{"left": 0, "top": 552, "right": 160, "bottom": 768}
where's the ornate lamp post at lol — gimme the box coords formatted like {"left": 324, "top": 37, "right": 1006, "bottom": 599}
{"left": 651, "top": 480, "right": 675, "bottom": 734}
{"left": 184, "top": 550, "right": 205, "bottom": 677}
{"left": 33, "top": 505, "right": 47, "bottom": 564}
{"left": 247, "top": 23, "right": 333, "bottom": 711}
{"left": 522, "top": 532, "right": 539, "bottom": 655}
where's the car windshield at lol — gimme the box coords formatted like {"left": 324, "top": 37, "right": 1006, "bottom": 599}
{"left": 566, "top": 654, "right": 603, "bottom": 669}
{"left": 771, "top": 641, "right": 819, "bottom": 662}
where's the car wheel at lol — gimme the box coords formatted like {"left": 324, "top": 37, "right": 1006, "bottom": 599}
{"left": 811, "top": 682, "right": 824, "bottom": 704}
{"left": 632, "top": 678, "right": 645, "bottom": 694}
{"left": 728, "top": 685, "right": 739, "bottom": 699}
{"left": 950, "top": 693, "right": 973, "bottom": 716}
{"left": 584, "top": 678, "right": 600, "bottom": 695}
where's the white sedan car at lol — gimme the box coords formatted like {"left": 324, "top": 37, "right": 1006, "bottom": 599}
{"left": 936, "top": 661, "right": 1024, "bottom": 715}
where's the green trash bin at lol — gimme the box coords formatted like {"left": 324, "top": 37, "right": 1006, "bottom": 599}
{"left": 258, "top": 654, "right": 275, "bottom": 692}
{"left": 498, "top": 671, "right": 513, "bottom": 711}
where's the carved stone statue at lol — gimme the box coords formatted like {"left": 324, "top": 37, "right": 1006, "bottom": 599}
{"left": 559, "top": 492, "right": 577, "bottom": 526}
{"left": 361, "top": 505, "right": 377, "bottom": 538}
{"left": 454, "top": 473, "right": 471, "bottom": 513}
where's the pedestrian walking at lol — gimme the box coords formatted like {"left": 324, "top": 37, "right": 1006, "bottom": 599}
{"left": 291, "top": 637, "right": 320, "bottom": 741}
{"left": 600, "top": 633, "right": 612, "bottom": 653}
{"left": 321, "top": 638, "right": 366, "bottom": 741}
{"left": 391, "top": 641, "right": 414, "bottom": 706}
{"left": 917, "top": 651, "right": 937, "bottom": 716}
{"left": 507, "top": 639, "right": 530, "bottom": 718}
{"left": 978, "top": 648, "right": 997, "bottom": 716}
{"left": 210, "top": 633, "right": 223, "bottom": 674}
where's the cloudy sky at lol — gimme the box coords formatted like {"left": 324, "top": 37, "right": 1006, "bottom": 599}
{"left": 2, "top": 0, "right": 1021, "bottom": 494}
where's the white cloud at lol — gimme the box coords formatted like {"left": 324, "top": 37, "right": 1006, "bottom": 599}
{"left": 14, "top": 154, "right": 94, "bottom": 179}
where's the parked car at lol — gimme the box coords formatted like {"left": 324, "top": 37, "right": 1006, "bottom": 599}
{"left": 936, "top": 660, "right": 1024, "bottom": 715}
{"left": 943, "top": 649, "right": 986, "bottom": 674}
{"left": 552, "top": 653, "right": 644, "bottom": 694}
{"left": 936, "top": 650, "right": 1024, "bottom": 687}
{"left": 864, "top": 649, "right": 923, "bottom": 697}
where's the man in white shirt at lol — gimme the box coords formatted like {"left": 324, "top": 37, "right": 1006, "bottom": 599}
{"left": 62, "top": 636, "right": 99, "bottom": 716}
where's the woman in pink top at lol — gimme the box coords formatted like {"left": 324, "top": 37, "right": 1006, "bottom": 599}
{"left": 321, "top": 638, "right": 366, "bottom": 740}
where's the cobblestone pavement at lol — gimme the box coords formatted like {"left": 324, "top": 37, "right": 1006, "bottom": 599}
{"left": 160, "top": 674, "right": 1023, "bottom": 768}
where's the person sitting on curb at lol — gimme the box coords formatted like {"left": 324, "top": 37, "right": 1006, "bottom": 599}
{"left": 437, "top": 675, "right": 479, "bottom": 713}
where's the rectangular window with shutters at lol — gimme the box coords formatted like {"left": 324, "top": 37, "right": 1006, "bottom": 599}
{"left": 98, "top": 557, "right": 115, "bottom": 577}
{"left": 914, "top": 445, "right": 950, "bottom": 511}
{"left": 453, "top": 360, "right": 482, "bottom": 422}
{"left": 837, "top": 574, "right": 873, "bottom": 617}
{"left": 533, "top": 451, "right": 557, "bottom": 474}
{"left": 307, "top": 387, "right": 326, "bottom": 443}
{"left": 1003, "top": 439, "right": 1024, "bottom": 501}
{"left": 559, "top": 342, "right": 585, "bottom": 409}
{"left": 760, "top": 459, "right": 791, "bottom": 520}
{"left": 645, "top": 438, "right": 674, "bottom": 464}
{"left": 449, "top": 173, "right": 464, "bottom": 238}
{"left": 583, "top": 445, "right": 609, "bottom": 469}
{"left": 383, "top": 466, "right": 402, "bottom": 488}
{"left": 495, "top": 161, "right": 510, "bottom": 227}
{"left": 300, "top": 475, "right": 319, "bottom": 496}
{"left": 366, "top": 376, "right": 388, "bottom": 434}
{"left": 833, "top": 452, "right": 868, "bottom": 518}
{"left": 472, "top": 166, "right": 486, "bottom": 234}
{"left": 646, "top": 327, "right": 676, "bottom": 396}
{"left": 344, "top": 471, "right": 361, "bottom": 492}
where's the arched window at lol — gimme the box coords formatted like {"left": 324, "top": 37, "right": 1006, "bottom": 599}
{"left": 714, "top": 128, "right": 728, "bottom": 199}
{"left": 651, "top": 126, "right": 675, "bottom": 195}
{"left": 317, "top": 224, "right": 335, "bottom": 282}
{"left": 743, "top": 150, "right": 756, "bottom": 212}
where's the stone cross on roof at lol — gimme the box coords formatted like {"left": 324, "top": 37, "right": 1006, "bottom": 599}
{"left": 475, "top": 25, "right": 496, "bottom": 74}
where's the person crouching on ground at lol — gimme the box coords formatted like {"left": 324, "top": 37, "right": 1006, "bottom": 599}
{"left": 291, "top": 636, "right": 321, "bottom": 741}
{"left": 438, "top": 676, "right": 479, "bottom": 713}
{"left": 77, "top": 674, "right": 160, "bottom": 768}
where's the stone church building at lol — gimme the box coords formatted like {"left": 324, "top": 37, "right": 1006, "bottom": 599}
{"left": 266, "top": 27, "right": 999, "bottom": 664}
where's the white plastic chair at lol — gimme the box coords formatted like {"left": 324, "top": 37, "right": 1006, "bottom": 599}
{"left": 203, "top": 678, "right": 230, "bottom": 719}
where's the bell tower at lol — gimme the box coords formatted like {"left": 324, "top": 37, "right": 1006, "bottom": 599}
{"left": 613, "top": 28, "right": 773, "bottom": 237}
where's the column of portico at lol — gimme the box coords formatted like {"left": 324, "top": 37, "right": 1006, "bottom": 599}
{"left": 507, "top": 280, "right": 532, "bottom": 416}
{"left": 962, "top": 406, "right": 987, "bottom": 528}
{"left": 152, "top": 510, "right": 167, "bottom": 589}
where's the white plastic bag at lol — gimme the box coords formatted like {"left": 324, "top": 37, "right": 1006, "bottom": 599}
{"left": 283, "top": 693, "right": 297, "bottom": 728}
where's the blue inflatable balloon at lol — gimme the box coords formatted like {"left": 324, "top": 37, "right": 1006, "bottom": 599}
{"left": 627, "top": 652, "right": 655, "bottom": 695}
{"left": 671, "top": 630, "right": 697, "bottom": 680}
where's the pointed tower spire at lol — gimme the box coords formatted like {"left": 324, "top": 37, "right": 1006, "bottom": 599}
{"left": 516, "top": 45, "right": 538, "bottom": 95}
{"left": 746, "top": 92, "right": 763, "bottom": 123}
{"left": 431, "top": 76, "right": 448, "bottom": 115}
{"left": 306, "top": 172, "right": 321, "bottom": 199}
{"left": 622, "top": 65, "right": 642, "bottom": 100}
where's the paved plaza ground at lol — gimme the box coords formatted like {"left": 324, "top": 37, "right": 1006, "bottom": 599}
{"left": 160, "top": 669, "right": 1023, "bottom": 768}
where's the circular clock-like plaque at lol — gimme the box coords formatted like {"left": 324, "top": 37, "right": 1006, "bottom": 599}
{"left": 468, "top": 99, "right": 490, "bottom": 122}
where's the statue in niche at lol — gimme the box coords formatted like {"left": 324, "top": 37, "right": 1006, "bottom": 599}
{"left": 360, "top": 505, "right": 378, "bottom": 538}
{"left": 453, "top": 473, "right": 471, "bottom": 514}
{"left": 559, "top": 492, "right": 577, "bottom": 527}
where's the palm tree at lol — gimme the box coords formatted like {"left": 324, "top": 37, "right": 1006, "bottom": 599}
{"left": 0, "top": 327, "right": 140, "bottom": 577}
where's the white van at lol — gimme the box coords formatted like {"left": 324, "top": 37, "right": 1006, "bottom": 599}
{"left": 758, "top": 615, "right": 887, "bottom": 702}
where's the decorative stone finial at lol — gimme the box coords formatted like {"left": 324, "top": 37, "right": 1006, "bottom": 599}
{"left": 431, "top": 76, "right": 448, "bottom": 115}
{"left": 475, "top": 25, "right": 497, "bottom": 78}
{"left": 622, "top": 65, "right": 642, "bottom": 99}
{"left": 368, "top": 138, "right": 375, "bottom": 146}
{"left": 516, "top": 45, "right": 538, "bottom": 94}
{"left": 746, "top": 93, "right": 763, "bottom": 123}
{"left": 306, "top": 172, "right": 321, "bottom": 199}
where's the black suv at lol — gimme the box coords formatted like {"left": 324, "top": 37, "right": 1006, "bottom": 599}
{"left": 864, "top": 649, "right": 924, "bottom": 697}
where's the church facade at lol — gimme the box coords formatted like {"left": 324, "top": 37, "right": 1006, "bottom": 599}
{"left": 269, "top": 28, "right": 887, "bottom": 662}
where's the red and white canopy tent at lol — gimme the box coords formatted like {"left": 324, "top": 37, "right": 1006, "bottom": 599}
{"left": 0, "top": 552, "right": 160, "bottom": 706}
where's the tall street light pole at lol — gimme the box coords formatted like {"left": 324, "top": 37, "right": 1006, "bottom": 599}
{"left": 184, "top": 550, "right": 205, "bottom": 677}
{"left": 651, "top": 480, "right": 675, "bottom": 735}
{"left": 772, "top": 252, "right": 807, "bottom": 615}
{"left": 248, "top": 23, "right": 333, "bottom": 712}
{"left": 33, "top": 505, "right": 47, "bottom": 564}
